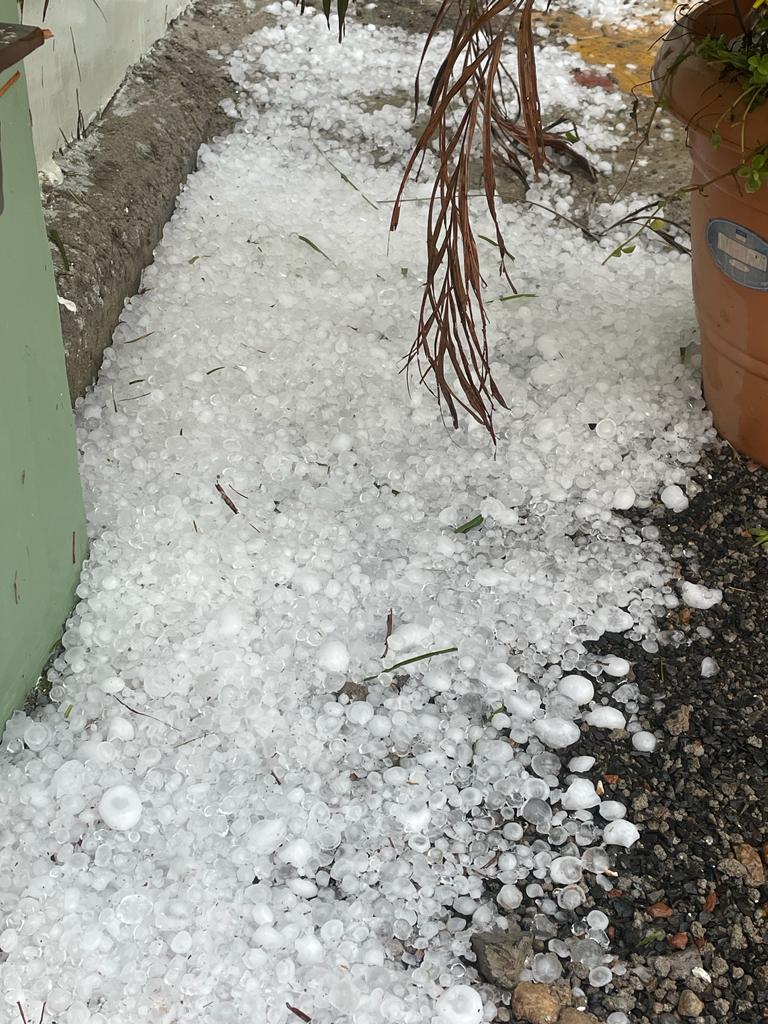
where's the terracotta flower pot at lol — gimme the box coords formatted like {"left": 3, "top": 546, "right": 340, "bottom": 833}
{"left": 654, "top": 0, "right": 768, "bottom": 464}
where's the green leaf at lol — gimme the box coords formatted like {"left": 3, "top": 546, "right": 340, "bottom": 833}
{"left": 362, "top": 646, "right": 459, "bottom": 683}
{"left": 710, "top": 130, "right": 722, "bottom": 148}
{"left": 297, "top": 234, "right": 331, "bottom": 261}
{"left": 455, "top": 514, "right": 484, "bottom": 534}
{"left": 499, "top": 292, "right": 537, "bottom": 302}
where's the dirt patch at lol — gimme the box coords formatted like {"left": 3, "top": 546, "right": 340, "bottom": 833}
{"left": 45, "top": 0, "right": 274, "bottom": 402}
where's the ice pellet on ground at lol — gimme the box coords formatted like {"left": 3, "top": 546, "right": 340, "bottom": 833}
{"left": 562, "top": 779, "right": 601, "bottom": 809}
{"left": 680, "top": 581, "right": 723, "bottom": 609}
{"left": 612, "top": 485, "right": 636, "bottom": 510}
{"left": 532, "top": 717, "right": 582, "bottom": 748}
{"left": 317, "top": 638, "right": 351, "bottom": 672}
{"left": 603, "top": 820, "right": 642, "bottom": 847}
{"left": 98, "top": 784, "right": 143, "bottom": 831}
{"left": 701, "top": 656, "right": 719, "bottom": 678}
{"left": 632, "top": 730, "right": 657, "bottom": 752}
{"left": 558, "top": 674, "right": 594, "bottom": 704}
{"left": 598, "top": 801, "right": 627, "bottom": 820}
{"left": 660, "top": 483, "right": 690, "bottom": 511}
{"left": 600, "top": 656, "right": 631, "bottom": 677}
{"left": 585, "top": 706, "right": 627, "bottom": 729}
{"left": 434, "top": 986, "right": 484, "bottom": 1024}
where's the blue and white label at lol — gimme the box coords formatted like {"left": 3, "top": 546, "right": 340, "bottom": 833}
{"left": 707, "top": 218, "right": 768, "bottom": 291}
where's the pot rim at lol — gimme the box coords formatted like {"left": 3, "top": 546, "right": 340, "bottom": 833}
{"left": 654, "top": 0, "right": 768, "bottom": 150}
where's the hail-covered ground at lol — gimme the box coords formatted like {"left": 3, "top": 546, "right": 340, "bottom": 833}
{"left": 1, "top": 5, "right": 717, "bottom": 1024}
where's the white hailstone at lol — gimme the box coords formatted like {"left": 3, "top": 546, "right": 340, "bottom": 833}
{"left": 612, "top": 485, "right": 636, "bottom": 510}
{"left": 330, "top": 432, "right": 353, "bottom": 453}
{"left": 568, "top": 755, "right": 596, "bottom": 772}
{"left": 347, "top": 701, "right": 373, "bottom": 725}
{"left": 278, "top": 838, "right": 313, "bottom": 868}
{"left": 317, "top": 639, "right": 350, "bottom": 672}
{"left": 295, "top": 933, "right": 324, "bottom": 964}
{"left": 107, "top": 716, "right": 135, "bottom": 743}
{"left": 98, "top": 785, "right": 143, "bottom": 831}
{"left": 660, "top": 484, "right": 689, "bottom": 512}
{"left": 23, "top": 722, "right": 52, "bottom": 751}
{"left": 423, "top": 668, "right": 452, "bottom": 692}
{"left": 603, "top": 819, "right": 641, "bottom": 848}
{"left": 550, "top": 856, "right": 583, "bottom": 884}
{"left": 680, "top": 581, "right": 722, "bottom": 609}
{"left": 535, "top": 334, "right": 561, "bottom": 359}
{"left": 387, "top": 622, "right": 430, "bottom": 653}
{"left": 632, "top": 730, "right": 657, "bottom": 752}
{"left": 557, "top": 674, "right": 594, "bottom": 705}
{"left": 532, "top": 717, "right": 580, "bottom": 749}
{"left": 434, "top": 985, "right": 484, "bottom": 1024}
{"left": 585, "top": 706, "right": 626, "bottom": 730}
{"left": 248, "top": 819, "right": 287, "bottom": 854}
{"left": 395, "top": 799, "right": 430, "bottom": 832}
{"left": 700, "top": 657, "right": 719, "bottom": 678}
{"left": 215, "top": 603, "right": 243, "bottom": 637}
{"left": 497, "top": 884, "right": 523, "bottom": 910}
{"left": 480, "top": 662, "right": 518, "bottom": 689}
{"left": 562, "top": 779, "right": 600, "bottom": 810}
{"left": 598, "top": 801, "right": 627, "bottom": 821}
{"left": 589, "top": 966, "right": 613, "bottom": 987}
{"left": 587, "top": 910, "right": 610, "bottom": 930}
{"left": 601, "top": 656, "right": 631, "bottom": 677}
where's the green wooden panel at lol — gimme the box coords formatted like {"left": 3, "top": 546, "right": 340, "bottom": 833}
{"left": 0, "top": 0, "right": 86, "bottom": 728}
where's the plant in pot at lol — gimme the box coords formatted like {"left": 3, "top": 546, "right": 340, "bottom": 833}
{"left": 653, "top": 0, "right": 768, "bottom": 466}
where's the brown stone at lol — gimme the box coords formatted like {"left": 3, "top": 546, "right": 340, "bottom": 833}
{"left": 647, "top": 901, "right": 674, "bottom": 919}
{"left": 558, "top": 1010, "right": 599, "bottom": 1024}
{"left": 664, "top": 704, "right": 691, "bottom": 736}
{"left": 511, "top": 982, "right": 562, "bottom": 1024}
{"left": 668, "top": 931, "right": 689, "bottom": 949}
{"left": 735, "top": 843, "right": 765, "bottom": 886}
{"left": 678, "top": 989, "right": 705, "bottom": 1018}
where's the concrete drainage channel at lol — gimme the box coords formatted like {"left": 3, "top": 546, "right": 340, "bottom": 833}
{"left": 44, "top": 0, "right": 273, "bottom": 402}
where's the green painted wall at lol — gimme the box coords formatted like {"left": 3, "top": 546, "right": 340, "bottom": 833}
{"left": 0, "top": 1, "right": 86, "bottom": 728}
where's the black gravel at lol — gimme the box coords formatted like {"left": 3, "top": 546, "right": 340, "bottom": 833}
{"left": 576, "top": 445, "right": 768, "bottom": 1023}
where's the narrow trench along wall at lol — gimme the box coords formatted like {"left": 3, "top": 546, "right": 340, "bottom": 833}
{"left": 20, "top": 0, "right": 193, "bottom": 169}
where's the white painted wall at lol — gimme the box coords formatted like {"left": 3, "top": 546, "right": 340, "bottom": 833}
{"left": 21, "top": 0, "right": 193, "bottom": 169}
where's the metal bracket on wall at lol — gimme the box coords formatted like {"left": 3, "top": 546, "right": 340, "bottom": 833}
{"left": 0, "top": 22, "right": 47, "bottom": 74}
{"left": 0, "top": 22, "right": 50, "bottom": 218}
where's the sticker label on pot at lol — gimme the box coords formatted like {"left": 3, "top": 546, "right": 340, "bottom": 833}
{"left": 707, "top": 219, "right": 768, "bottom": 290}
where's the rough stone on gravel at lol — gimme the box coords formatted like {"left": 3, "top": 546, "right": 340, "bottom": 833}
{"left": 678, "top": 988, "right": 706, "bottom": 1017}
{"left": 471, "top": 928, "right": 532, "bottom": 990}
{"left": 734, "top": 843, "right": 765, "bottom": 887}
{"left": 511, "top": 982, "right": 564, "bottom": 1024}
{"left": 558, "top": 1009, "right": 600, "bottom": 1024}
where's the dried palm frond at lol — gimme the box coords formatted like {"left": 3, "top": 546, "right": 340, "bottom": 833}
{"left": 389, "top": 0, "right": 591, "bottom": 439}
{"left": 304, "top": 0, "right": 589, "bottom": 438}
